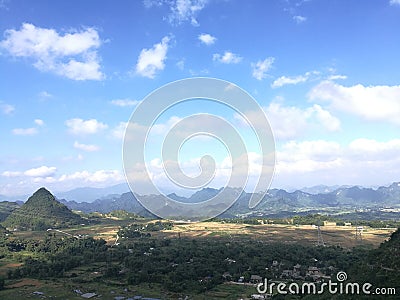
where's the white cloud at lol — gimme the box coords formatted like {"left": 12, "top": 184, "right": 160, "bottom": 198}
{"left": 176, "top": 59, "right": 185, "bottom": 70}
{"left": 251, "top": 57, "right": 275, "bottom": 80}
{"left": 59, "top": 170, "right": 123, "bottom": 183}
{"left": 263, "top": 102, "right": 340, "bottom": 140}
{"left": 328, "top": 74, "right": 347, "bottom": 81}
{"left": 312, "top": 104, "right": 341, "bottom": 132}
{"left": 293, "top": 15, "right": 307, "bottom": 23}
{"left": 38, "top": 91, "right": 53, "bottom": 99}
{"left": 65, "top": 118, "right": 108, "bottom": 135}
{"left": 112, "top": 122, "right": 128, "bottom": 140}
{"left": 12, "top": 127, "right": 38, "bottom": 135}
{"left": 167, "top": 0, "right": 208, "bottom": 26}
{"left": 0, "top": 102, "right": 14, "bottom": 115}
{"left": 24, "top": 166, "right": 56, "bottom": 177}
{"left": 110, "top": 99, "right": 140, "bottom": 107}
{"left": 213, "top": 51, "right": 242, "bottom": 64}
{"left": 73, "top": 141, "right": 100, "bottom": 152}
{"left": 274, "top": 138, "right": 400, "bottom": 188}
{"left": 348, "top": 138, "right": 400, "bottom": 161}
{"left": 279, "top": 140, "right": 342, "bottom": 163}
{"left": 2, "top": 171, "right": 22, "bottom": 177}
{"left": 272, "top": 70, "right": 344, "bottom": 88}
{"left": 0, "top": 23, "right": 104, "bottom": 80}
{"left": 198, "top": 33, "right": 216, "bottom": 45}
{"left": 309, "top": 81, "right": 400, "bottom": 125}
{"left": 58, "top": 53, "right": 103, "bottom": 80}
{"left": 390, "top": 0, "right": 400, "bottom": 6}
{"left": 272, "top": 74, "right": 309, "bottom": 88}
{"left": 34, "top": 119, "right": 44, "bottom": 126}
{"left": 149, "top": 116, "right": 182, "bottom": 135}
{"left": 135, "top": 36, "right": 170, "bottom": 78}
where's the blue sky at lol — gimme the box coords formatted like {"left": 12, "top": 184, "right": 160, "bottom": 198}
{"left": 1, "top": 0, "right": 400, "bottom": 197}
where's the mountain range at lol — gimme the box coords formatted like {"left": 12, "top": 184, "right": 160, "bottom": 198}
{"left": 57, "top": 182, "right": 400, "bottom": 218}
{"left": 1, "top": 182, "right": 399, "bottom": 220}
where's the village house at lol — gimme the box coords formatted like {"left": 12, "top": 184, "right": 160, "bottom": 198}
{"left": 250, "top": 274, "right": 263, "bottom": 283}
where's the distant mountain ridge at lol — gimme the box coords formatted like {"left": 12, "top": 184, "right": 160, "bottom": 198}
{"left": 57, "top": 182, "right": 400, "bottom": 218}
{"left": 1, "top": 183, "right": 399, "bottom": 219}
{"left": 55, "top": 182, "right": 130, "bottom": 203}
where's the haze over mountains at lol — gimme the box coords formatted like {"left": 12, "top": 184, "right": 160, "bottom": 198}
{"left": 56, "top": 182, "right": 400, "bottom": 218}
{"left": 1, "top": 182, "right": 399, "bottom": 220}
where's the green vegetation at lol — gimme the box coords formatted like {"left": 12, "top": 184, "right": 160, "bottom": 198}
{"left": 0, "top": 202, "right": 20, "bottom": 222}
{"left": 348, "top": 228, "right": 400, "bottom": 288}
{"left": 0, "top": 192, "right": 398, "bottom": 299}
{"left": 0, "top": 222, "right": 397, "bottom": 298}
{"left": 117, "top": 221, "right": 174, "bottom": 238}
{"left": 2, "top": 188, "right": 83, "bottom": 231}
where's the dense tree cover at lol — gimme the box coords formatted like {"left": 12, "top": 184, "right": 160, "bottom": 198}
{"left": 2, "top": 188, "right": 83, "bottom": 230}
{"left": 348, "top": 228, "right": 400, "bottom": 288}
{"left": 0, "top": 201, "right": 20, "bottom": 222}
{"left": 117, "top": 221, "right": 174, "bottom": 238}
{"left": 7, "top": 236, "right": 107, "bottom": 279}
{"left": 1, "top": 224, "right": 398, "bottom": 297}
{"left": 105, "top": 210, "right": 143, "bottom": 220}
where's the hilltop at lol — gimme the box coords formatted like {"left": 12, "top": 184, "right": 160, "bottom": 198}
{"left": 2, "top": 187, "right": 83, "bottom": 230}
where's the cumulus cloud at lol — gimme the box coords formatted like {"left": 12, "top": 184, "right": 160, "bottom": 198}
{"left": 0, "top": 23, "right": 104, "bottom": 80}
{"left": 293, "top": 15, "right": 307, "bottom": 23}
{"left": 213, "top": 51, "right": 242, "bottom": 64}
{"left": 59, "top": 169, "right": 123, "bottom": 183}
{"left": 272, "top": 75, "right": 308, "bottom": 88}
{"left": 0, "top": 102, "right": 14, "bottom": 115}
{"left": 390, "top": 0, "right": 400, "bottom": 6}
{"left": 12, "top": 127, "right": 38, "bottom": 135}
{"left": 2, "top": 167, "right": 49, "bottom": 178}
{"left": 65, "top": 118, "right": 108, "bottom": 135}
{"left": 38, "top": 91, "right": 53, "bottom": 99}
{"left": 263, "top": 102, "right": 341, "bottom": 140}
{"left": 251, "top": 57, "right": 275, "bottom": 80}
{"left": 12, "top": 119, "right": 45, "bottom": 135}
{"left": 135, "top": 36, "right": 170, "bottom": 78}
{"left": 312, "top": 104, "right": 341, "bottom": 132}
{"left": 112, "top": 122, "right": 128, "bottom": 140}
{"left": 167, "top": 0, "right": 208, "bottom": 26}
{"left": 73, "top": 141, "right": 100, "bottom": 152}
{"left": 1, "top": 171, "right": 22, "bottom": 177}
{"left": 24, "top": 166, "right": 56, "bottom": 177}
{"left": 272, "top": 70, "right": 345, "bottom": 88}
{"left": 274, "top": 138, "right": 400, "bottom": 188}
{"left": 198, "top": 33, "right": 216, "bottom": 45}
{"left": 34, "top": 119, "right": 44, "bottom": 126}
{"left": 110, "top": 98, "right": 140, "bottom": 107}
{"left": 309, "top": 81, "right": 400, "bottom": 125}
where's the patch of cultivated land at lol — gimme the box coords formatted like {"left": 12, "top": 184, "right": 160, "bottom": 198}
{"left": 6, "top": 220, "right": 396, "bottom": 248}
{"left": 163, "top": 222, "right": 395, "bottom": 248}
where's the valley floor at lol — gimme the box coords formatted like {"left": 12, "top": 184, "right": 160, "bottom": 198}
{"left": 0, "top": 218, "right": 398, "bottom": 299}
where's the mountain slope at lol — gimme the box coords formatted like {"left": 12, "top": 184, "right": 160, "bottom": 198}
{"left": 3, "top": 187, "right": 83, "bottom": 230}
{"left": 0, "top": 201, "right": 21, "bottom": 222}
{"left": 59, "top": 192, "right": 154, "bottom": 217}
{"left": 349, "top": 227, "right": 400, "bottom": 291}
